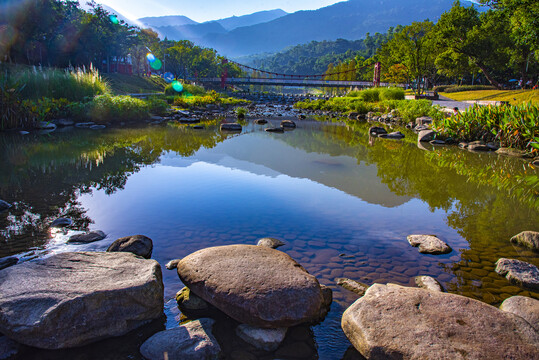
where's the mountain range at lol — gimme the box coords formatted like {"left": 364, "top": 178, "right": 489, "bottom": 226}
{"left": 98, "top": 0, "right": 481, "bottom": 58}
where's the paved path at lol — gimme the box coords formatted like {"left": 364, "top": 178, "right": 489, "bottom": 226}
{"left": 432, "top": 95, "right": 475, "bottom": 111}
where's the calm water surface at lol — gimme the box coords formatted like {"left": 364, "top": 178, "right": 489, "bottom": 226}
{"left": 1, "top": 119, "right": 538, "bottom": 359}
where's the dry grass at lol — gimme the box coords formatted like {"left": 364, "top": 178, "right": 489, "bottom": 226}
{"left": 441, "top": 90, "right": 539, "bottom": 105}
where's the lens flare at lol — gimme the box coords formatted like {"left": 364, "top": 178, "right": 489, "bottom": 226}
{"left": 164, "top": 72, "right": 175, "bottom": 83}
{"left": 146, "top": 53, "right": 156, "bottom": 63}
{"left": 109, "top": 15, "right": 119, "bottom": 25}
{"left": 150, "top": 58, "right": 162, "bottom": 70}
{"left": 171, "top": 81, "right": 183, "bottom": 92}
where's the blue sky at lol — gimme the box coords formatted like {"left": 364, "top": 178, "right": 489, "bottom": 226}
{"left": 87, "top": 0, "right": 343, "bottom": 22}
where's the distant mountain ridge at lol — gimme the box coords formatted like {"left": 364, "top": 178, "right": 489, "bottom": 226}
{"left": 139, "top": 15, "right": 197, "bottom": 28}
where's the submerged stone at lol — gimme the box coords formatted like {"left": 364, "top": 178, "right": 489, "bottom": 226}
{"left": 415, "top": 275, "right": 444, "bottom": 292}
{"left": 336, "top": 278, "right": 369, "bottom": 296}
{"left": 236, "top": 325, "right": 287, "bottom": 352}
{"left": 256, "top": 237, "right": 285, "bottom": 249}
{"left": 140, "top": 319, "right": 221, "bottom": 360}
{"left": 342, "top": 284, "right": 539, "bottom": 360}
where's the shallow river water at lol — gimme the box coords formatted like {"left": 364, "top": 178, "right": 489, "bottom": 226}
{"left": 0, "top": 118, "right": 538, "bottom": 359}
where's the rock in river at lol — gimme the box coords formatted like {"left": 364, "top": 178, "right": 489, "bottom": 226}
{"left": 336, "top": 278, "right": 369, "bottom": 296}
{"left": 257, "top": 237, "right": 285, "bottom": 249}
{"left": 495, "top": 258, "right": 539, "bottom": 290}
{"left": 0, "top": 200, "right": 12, "bottom": 213}
{"left": 500, "top": 296, "right": 539, "bottom": 331}
{"left": 342, "top": 284, "right": 539, "bottom": 360}
{"left": 418, "top": 130, "right": 436, "bottom": 142}
{"left": 177, "top": 245, "right": 325, "bottom": 328}
{"left": 415, "top": 275, "right": 444, "bottom": 292}
{"left": 50, "top": 217, "right": 72, "bottom": 228}
{"left": 67, "top": 230, "right": 106, "bottom": 244}
{"left": 140, "top": 318, "right": 221, "bottom": 360}
{"left": 407, "top": 234, "right": 452, "bottom": 255}
{"left": 0, "top": 252, "right": 164, "bottom": 349}
{"left": 510, "top": 231, "right": 539, "bottom": 251}
{"left": 107, "top": 234, "right": 153, "bottom": 259}
{"left": 236, "top": 324, "right": 287, "bottom": 352}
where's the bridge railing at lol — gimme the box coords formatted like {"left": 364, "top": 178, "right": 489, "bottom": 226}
{"left": 190, "top": 77, "right": 403, "bottom": 88}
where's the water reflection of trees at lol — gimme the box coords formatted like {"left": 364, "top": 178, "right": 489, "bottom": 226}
{"left": 0, "top": 125, "right": 229, "bottom": 257}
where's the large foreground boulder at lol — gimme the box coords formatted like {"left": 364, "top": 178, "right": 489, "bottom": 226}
{"left": 177, "top": 245, "right": 325, "bottom": 328}
{"left": 342, "top": 284, "right": 539, "bottom": 360}
{"left": 0, "top": 252, "right": 164, "bottom": 349}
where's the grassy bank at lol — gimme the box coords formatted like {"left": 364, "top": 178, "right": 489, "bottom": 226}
{"left": 103, "top": 73, "right": 166, "bottom": 95}
{"left": 441, "top": 90, "right": 539, "bottom": 105}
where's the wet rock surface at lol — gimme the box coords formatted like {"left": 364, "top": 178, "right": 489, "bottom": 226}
{"left": 140, "top": 318, "right": 221, "bottom": 360}
{"left": 418, "top": 130, "right": 436, "bottom": 142}
{"left": 67, "top": 230, "right": 106, "bottom": 244}
{"left": 107, "top": 234, "right": 153, "bottom": 259}
{"left": 165, "top": 259, "right": 181, "bottom": 270}
{"left": 510, "top": 231, "right": 539, "bottom": 251}
{"left": 50, "top": 217, "right": 72, "bottom": 228}
{"left": 235, "top": 325, "right": 287, "bottom": 352}
{"left": 0, "top": 335, "right": 20, "bottom": 360}
{"left": 0, "top": 257, "right": 18, "bottom": 271}
{"left": 495, "top": 258, "right": 539, "bottom": 290}
{"left": 0, "top": 200, "right": 12, "bottom": 213}
{"left": 0, "top": 252, "right": 164, "bottom": 349}
{"left": 256, "top": 237, "right": 285, "bottom": 249}
{"left": 336, "top": 278, "right": 369, "bottom": 296}
{"left": 342, "top": 284, "right": 539, "bottom": 360}
{"left": 177, "top": 245, "right": 325, "bottom": 328}
{"left": 415, "top": 275, "right": 444, "bottom": 292}
{"left": 407, "top": 234, "right": 452, "bottom": 254}
{"left": 500, "top": 296, "right": 539, "bottom": 331}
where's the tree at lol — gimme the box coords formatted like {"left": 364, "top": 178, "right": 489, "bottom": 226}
{"left": 377, "top": 21, "right": 437, "bottom": 95}
{"left": 434, "top": 1, "right": 511, "bottom": 88}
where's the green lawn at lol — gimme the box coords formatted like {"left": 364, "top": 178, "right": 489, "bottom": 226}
{"left": 441, "top": 89, "right": 538, "bottom": 105}
{"left": 102, "top": 74, "right": 166, "bottom": 95}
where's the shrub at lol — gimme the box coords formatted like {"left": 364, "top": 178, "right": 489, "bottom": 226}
{"left": 12, "top": 65, "right": 109, "bottom": 101}
{"left": 442, "top": 85, "right": 497, "bottom": 93}
{"left": 358, "top": 88, "right": 380, "bottom": 102}
{"left": 432, "top": 103, "right": 539, "bottom": 154}
{"left": 87, "top": 95, "right": 149, "bottom": 122}
{"left": 146, "top": 97, "right": 169, "bottom": 116}
{"left": 379, "top": 87, "right": 405, "bottom": 101}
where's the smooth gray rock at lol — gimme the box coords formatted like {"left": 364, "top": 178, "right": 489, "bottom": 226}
{"left": 50, "top": 217, "right": 72, "bottom": 228}
{"left": 500, "top": 296, "right": 539, "bottom": 331}
{"left": 54, "top": 119, "right": 74, "bottom": 126}
{"left": 368, "top": 126, "right": 387, "bottom": 136}
{"left": 177, "top": 245, "right": 324, "bottom": 328}
{"left": 67, "top": 230, "right": 106, "bottom": 244}
{"left": 510, "top": 231, "right": 539, "bottom": 251}
{"left": 107, "top": 235, "right": 153, "bottom": 259}
{"left": 236, "top": 324, "right": 287, "bottom": 352}
{"left": 75, "top": 122, "right": 95, "bottom": 128}
{"left": 0, "top": 252, "right": 164, "bottom": 349}
{"left": 165, "top": 259, "right": 181, "bottom": 270}
{"left": 36, "top": 121, "right": 56, "bottom": 130}
{"left": 0, "top": 336, "right": 20, "bottom": 360}
{"left": 336, "top": 278, "right": 369, "bottom": 296}
{"left": 0, "top": 257, "right": 18, "bottom": 271}
{"left": 90, "top": 125, "right": 106, "bottom": 130}
{"left": 342, "top": 284, "right": 539, "bottom": 360}
{"left": 281, "top": 120, "right": 296, "bottom": 128}
{"left": 0, "top": 200, "right": 11, "bottom": 213}
{"left": 378, "top": 131, "right": 404, "bottom": 139}
{"left": 407, "top": 234, "right": 452, "bottom": 254}
{"left": 220, "top": 123, "right": 242, "bottom": 131}
{"left": 418, "top": 130, "right": 435, "bottom": 142}
{"left": 140, "top": 318, "right": 221, "bottom": 360}
{"left": 495, "top": 258, "right": 539, "bottom": 290}
{"left": 416, "top": 116, "right": 433, "bottom": 126}
{"left": 415, "top": 275, "right": 444, "bottom": 292}
{"left": 265, "top": 127, "right": 284, "bottom": 133}
{"left": 256, "top": 237, "right": 285, "bottom": 249}
{"left": 468, "top": 143, "right": 490, "bottom": 151}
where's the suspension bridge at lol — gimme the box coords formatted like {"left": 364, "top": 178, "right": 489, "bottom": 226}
{"left": 192, "top": 60, "right": 403, "bottom": 88}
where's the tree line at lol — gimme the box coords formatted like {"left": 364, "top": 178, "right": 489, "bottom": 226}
{"left": 0, "top": 0, "right": 240, "bottom": 78}
{"left": 323, "top": 0, "right": 537, "bottom": 92}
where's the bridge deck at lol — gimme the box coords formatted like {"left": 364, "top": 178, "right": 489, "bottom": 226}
{"left": 195, "top": 78, "right": 402, "bottom": 88}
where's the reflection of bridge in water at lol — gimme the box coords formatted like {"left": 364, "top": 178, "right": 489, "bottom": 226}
{"left": 196, "top": 77, "right": 402, "bottom": 88}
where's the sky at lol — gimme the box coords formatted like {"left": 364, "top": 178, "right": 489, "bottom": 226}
{"left": 86, "top": 0, "right": 344, "bottom": 22}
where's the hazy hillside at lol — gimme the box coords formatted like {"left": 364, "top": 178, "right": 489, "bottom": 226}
{"left": 197, "top": 0, "right": 479, "bottom": 57}
{"left": 215, "top": 9, "right": 288, "bottom": 31}
{"left": 139, "top": 15, "right": 197, "bottom": 28}
{"left": 156, "top": 22, "right": 227, "bottom": 41}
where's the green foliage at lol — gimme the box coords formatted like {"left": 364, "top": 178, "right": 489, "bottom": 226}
{"left": 165, "top": 83, "right": 206, "bottom": 96}
{"left": 21, "top": 97, "right": 71, "bottom": 123}
{"left": 0, "top": 74, "right": 26, "bottom": 130}
{"left": 235, "top": 107, "right": 247, "bottom": 118}
{"left": 441, "top": 85, "right": 498, "bottom": 93}
{"left": 146, "top": 97, "right": 169, "bottom": 116}
{"left": 432, "top": 103, "right": 539, "bottom": 153}
{"left": 87, "top": 95, "right": 149, "bottom": 122}
{"left": 9, "top": 65, "right": 109, "bottom": 102}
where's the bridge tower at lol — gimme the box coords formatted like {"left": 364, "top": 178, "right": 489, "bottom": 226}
{"left": 373, "top": 62, "right": 381, "bottom": 87}
{"left": 221, "top": 59, "right": 228, "bottom": 89}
